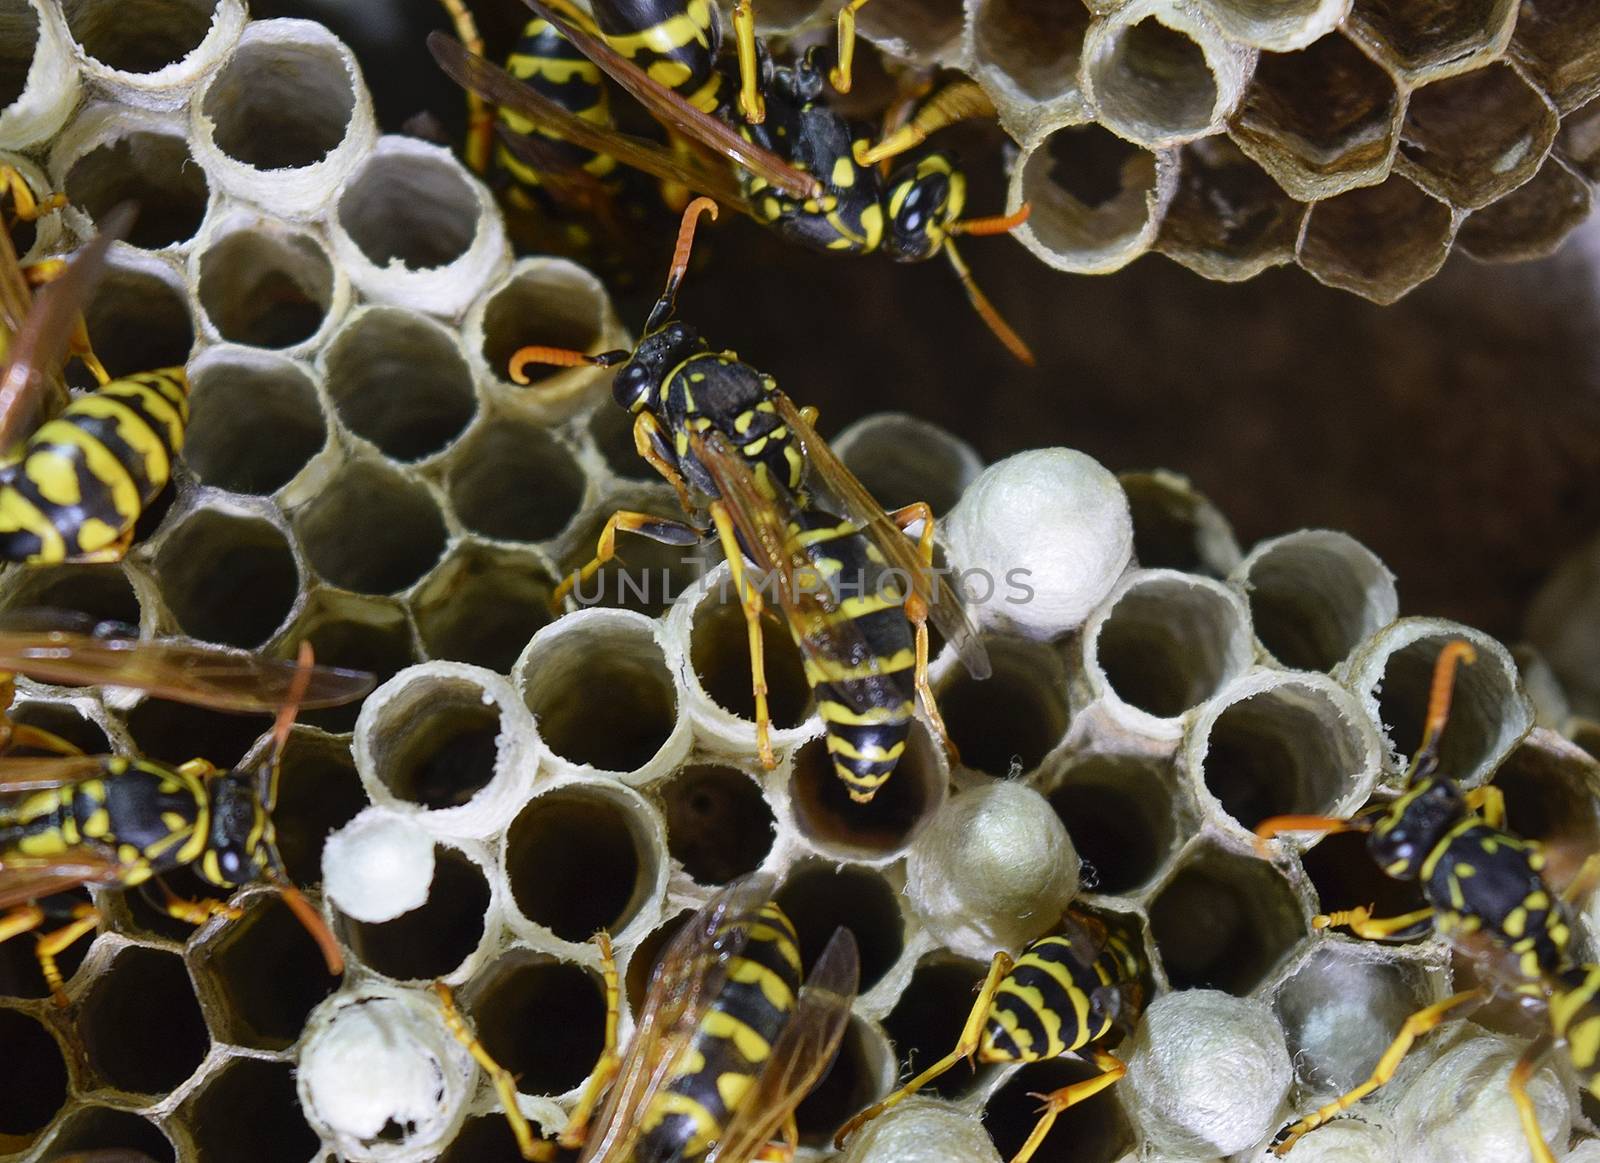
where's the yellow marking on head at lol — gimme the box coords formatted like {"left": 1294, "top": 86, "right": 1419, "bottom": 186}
{"left": 690, "top": 371, "right": 707, "bottom": 383}
{"left": 118, "top": 843, "right": 141, "bottom": 865}
{"left": 860, "top": 202, "right": 885, "bottom": 250}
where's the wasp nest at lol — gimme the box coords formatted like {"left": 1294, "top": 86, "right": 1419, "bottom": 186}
{"left": 768, "top": 0, "right": 1600, "bottom": 301}
{"left": 2, "top": 4, "right": 1599, "bottom": 1163}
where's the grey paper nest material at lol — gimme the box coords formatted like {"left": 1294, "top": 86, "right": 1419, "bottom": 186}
{"left": 2, "top": 4, "right": 1600, "bottom": 1163}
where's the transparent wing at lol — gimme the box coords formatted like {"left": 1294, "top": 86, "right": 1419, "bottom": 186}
{"left": 0, "top": 205, "right": 133, "bottom": 451}
{"left": 1057, "top": 908, "right": 1110, "bottom": 967}
{"left": 688, "top": 428, "right": 913, "bottom": 716}
{"left": 769, "top": 394, "right": 991, "bottom": 680}
{"left": 0, "top": 617, "right": 375, "bottom": 711}
{"left": 0, "top": 755, "right": 115, "bottom": 791}
{"left": 582, "top": 874, "right": 777, "bottom": 1163}
{"left": 0, "top": 847, "right": 124, "bottom": 909}
{"left": 515, "top": 0, "right": 820, "bottom": 201}
{"left": 708, "top": 926, "right": 860, "bottom": 1162}
{"left": 428, "top": 31, "right": 759, "bottom": 213}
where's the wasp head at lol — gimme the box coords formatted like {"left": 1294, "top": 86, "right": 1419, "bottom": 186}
{"left": 199, "top": 770, "right": 275, "bottom": 888}
{"left": 614, "top": 320, "right": 706, "bottom": 413}
{"left": 882, "top": 154, "right": 967, "bottom": 263}
{"left": 1368, "top": 776, "right": 1465, "bottom": 878}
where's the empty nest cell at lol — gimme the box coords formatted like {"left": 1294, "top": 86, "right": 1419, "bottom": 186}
{"left": 78, "top": 253, "right": 194, "bottom": 386}
{"left": 446, "top": 418, "right": 585, "bottom": 543}
{"left": 181, "top": 1057, "right": 321, "bottom": 1163}
{"left": 49, "top": 1106, "right": 175, "bottom": 1162}
{"left": 1297, "top": 174, "right": 1457, "bottom": 303}
{"left": 6, "top": 701, "right": 110, "bottom": 760}
{"left": 153, "top": 508, "right": 299, "bottom": 648}
{"left": 1234, "top": 530, "right": 1396, "bottom": 671}
{"left": 324, "top": 307, "right": 476, "bottom": 462}
{"left": 1202, "top": 0, "right": 1348, "bottom": 51}
{"left": 1046, "top": 753, "right": 1183, "bottom": 895}
{"left": 63, "top": 128, "right": 209, "bottom": 249}
{"left": 60, "top": 0, "right": 217, "bottom": 74}
{"left": 660, "top": 763, "right": 775, "bottom": 885}
{"left": 1148, "top": 842, "right": 1306, "bottom": 993}
{"left": 296, "top": 459, "right": 447, "bottom": 595}
{"left": 290, "top": 594, "right": 418, "bottom": 733}
{"left": 196, "top": 221, "right": 336, "bottom": 350}
{"left": 833, "top": 414, "right": 980, "bottom": 516}
{"left": 336, "top": 146, "right": 479, "bottom": 273}
{"left": 194, "top": 891, "right": 342, "bottom": 1049}
{"left": 855, "top": 0, "right": 962, "bottom": 61}
{"left": 0, "top": 561, "right": 140, "bottom": 627}
{"left": 1082, "top": 4, "right": 1244, "bottom": 149}
{"left": 123, "top": 695, "right": 269, "bottom": 770}
{"left": 973, "top": 0, "right": 1090, "bottom": 103}
{"left": 269, "top": 730, "right": 367, "bottom": 884}
{"left": 199, "top": 24, "right": 355, "bottom": 170}
{"left": 504, "top": 785, "right": 657, "bottom": 942}
{"left": 788, "top": 725, "right": 944, "bottom": 861}
{"left": 1345, "top": 0, "right": 1518, "bottom": 82}
{"left": 80, "top": 945, "right": 208, "bottom": 1096}
{"left": 1118, "top": 470, "right": 1240, "bottom": 577}
{"left": 413, "top": 545, "right": 555, "bottom": 674}
{"left": 0, "top": 2, "right": 41, "bottom": 113}
{"left": 1227, "top": 31, "right": 1403, "bottom": 202}
{"left": 938, "top": 636, "right": 1071, "bottom": 776}
{"left": 1513, "top": 0, "right": 1600, "bottom": 112}
{"left": 363, "top": 673, "right": 507, "bottom": 810}
{"left": 1014, "top": 123, "right": 1176, "bottom": 273}
{"left": 0, "top": 1006, "right": 67, "bottom": 1144}
{"left": 688, "top": 589, "right": 810, "bottom": 729}
{"left": 185, "top": 348, "right": 325, "bottom": 495}
{"left": 517, "top": 613, "right": 682, "bottom": 775}
{"left": 984, "top": 1055, "right": 1134, "bottom": 1163}
{"left": 1157, "top": 135, "right": 1304, "bottom": 281}
{"left": 1458, "top": 155, "right": 1593, "bottom": 263}
{"left": 465, "top": 953, "right": 607, "bottom": 1098}
{"left": 1398, "top": 63, "right": 1558, "bottom": 209}
{"left": 477, "top": 260, "right": 608, "bottom": 387}
{"left": 343, "top": 844, "right": 490, "bottom": 980}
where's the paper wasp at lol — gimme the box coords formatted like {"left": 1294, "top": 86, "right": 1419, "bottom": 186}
{"left": 0, "top": 189, "right": 188, "bottom": 565}
{"left": 0, "top": 622, "right": 374, "bottom": 1003}
{"left": 836, "top": 907, "right": 1148, "bottom": 1163}
{"left": 436, "top": 872, "right": 859, "bottom": 1161}
{"left": 514, "top": 198, "right": 990, "bottom": 802}
{"left": 428, "top": 0, "right": 1035, "bottom": 363}
{"left": 1256, "top": 641, "right": 1600, "bottom": 1163}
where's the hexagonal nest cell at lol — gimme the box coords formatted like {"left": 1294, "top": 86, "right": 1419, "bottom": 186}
{"left": 3, "top": 2, "right": 1600, "bottom": 1162}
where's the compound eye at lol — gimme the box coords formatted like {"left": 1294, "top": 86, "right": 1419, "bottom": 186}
{"left": 612, "top": 365, "right": 649, "bottom": 410}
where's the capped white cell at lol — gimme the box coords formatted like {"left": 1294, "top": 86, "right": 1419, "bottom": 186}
{"left": 837, "top": 1096, "right": 1003, "bottom": 1163}
{"left": 322, "top": 807, "right": 436, "bottom": 923}
{"left": 943, "top": 448, "right": 1133, "bottom": 640}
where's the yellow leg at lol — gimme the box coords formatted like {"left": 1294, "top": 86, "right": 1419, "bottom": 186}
{"left": 1562, "top": 852, "right": 1600, "bottom": 908}
{"left": 1010, "top": 1049, "right": 1127, "bottom": 1163}
{"left": 633, "top": 411, "right": 695, "bottom": 515}
{"left": 558, "top": 932, "right": 622, "bottom": 1149}
{"left": 732, "top": 0, "right": 765, "bottom": 123}
{"left": 436, "top": 0, "right": 494, "bottom": 174}
{"left": 36, "top": 905, "right": 100, "bottom": 1007}
{"left": 754, "top": 1115, "right": 798, "bottom": 1161}
{"left": 550, "top": 509, "right": 704, "bottom": 611}
{"left": 6, "top": 723, "right": 86, "bottom": 756}
{"left": 852, "top": 80, "right": 994, "bottom": 166}
{"left": 1273, "top": 989, "right": 1484, "bottom": 1155}
{"left": 886, "top": 502, "right": 957, "bottom": 765}
{"left": 435, "top": 983, "right": 558, "bottom": 1161}
{"left": 1315, "top": 905, "right": 1436, "bottom": 940}
{"left": 1465, "top": 784, "right": 1506, "bottom": 829}
{"left": 1509, "top": 1034, "right": 1559, "bottom": 1163}
{"left": 711, "top": 500, "right": 775, "bottom": 769}
{"left": 23, "top": 258, "right": 111, "bottom": 387}
{"left": 1, "top": 165, "right": 66, "bottom": 224}
{"left": 0, "top": 904, "right": 46, "bottom": 945}
{"left": 827, "top": 0, "right": 872, "bottom": 93}
{"left": 162, "top": 889, "right": 242, "bottom": 927}
{"left": 835, "top": 951, "right": 1014, "bottom": 1146}
{"left": 175, "top": 757, "right": 222, "bottom": 781}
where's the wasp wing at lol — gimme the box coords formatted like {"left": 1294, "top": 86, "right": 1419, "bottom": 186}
{"left": 428, "top": 31, "right": 759, "bottom": 213}
{"left": 0, "top": 847, "right": 124, "bottom": 909}
{"left": 0, "top": 755, "right": 115, "bottom": 791}
{"left": 768, "top": 394, "right": 991, "bottom": 680}
{"left": 0, "top": 623, "right": 375, "bottom": 711}
{"left": 707, "top": 926, "right": 859, "bottom": 1162}
{"left": 515, "top": 0, "right": 820, "bottom": 201}
{"left": 582, "top": 874, "right": 777, "bottom": 1163}
{"left": 688, "top": 428, "right": 916, "bottom": 719}
{"left": 0, "top": 205, "right": 134, "bottom": 453}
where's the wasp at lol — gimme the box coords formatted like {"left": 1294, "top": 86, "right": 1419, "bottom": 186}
{"left": 428, "top": 0, "right": 1035, "bottom": 363}
{"left": 435, "top": 872, "right": 859, "bottom": 1160}
{"left": 1255, "top": 641, "right": 1600, "bottom": 1163}
{"left": 0, "top": 627, "right": 374, "bottom": 1003}
{"left": 510, "top": 198, "right": 989, "bottom": 801}
{"left": 834, "top": 908, "right": 1147, "bottom": 1162}
{"left": 0, "top": 196, "right": 189, "bottom": 565}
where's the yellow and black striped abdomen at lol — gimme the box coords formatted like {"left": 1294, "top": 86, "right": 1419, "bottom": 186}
{"left": 979, "top": 929, "right": 1144, "bottom": 1065}
{"left": 497, "top": 16, "right": 619, "bottom": 191}
{"left": 629, "top": 901, "right": 803, "bottom": 1162}
{"left": 1549, "top": 964, "right": 1600, "bottom": 1099}
{"left": 591, "top": 0, "right": 723, "bottom": 112}
{"left": 791, "top": 509, "right": 917, "bottom": 804}
{"left": 0, "top": 367, "right": 187, "bottom": 563}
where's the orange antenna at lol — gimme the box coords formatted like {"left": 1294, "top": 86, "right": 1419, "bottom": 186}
{"left": 944, "top": 240, "right": 1035, "bottom": 366}
{"left": 1412, "top": 640, "right": 1478, "bottom": 774}
{"left": 508, "top": 345, "right": 626, "bottom": 383}
{"left": 950, "top": 202, "right": 1030, "bottom": 238}
{"left": 645, "top": 195, "right": 719, "bottom": 332}
{"left": 277, "top": 879, "right": 346, "bottom": 976}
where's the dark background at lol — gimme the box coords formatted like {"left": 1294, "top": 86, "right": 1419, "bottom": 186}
{"left": 259, "top": 0, "right": 1600, "bottom": 641}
